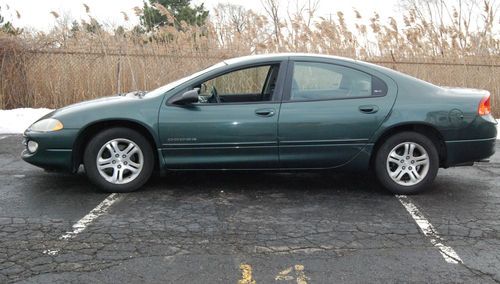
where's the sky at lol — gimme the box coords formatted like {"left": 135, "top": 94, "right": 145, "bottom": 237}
{"left": 0, "top": 0, "right": 400, "bottom": 32}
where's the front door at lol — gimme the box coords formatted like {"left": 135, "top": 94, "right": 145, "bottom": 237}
{"left": 278, "top": 59, "right": 397, "bottom": 168}
{"left": 159, "top": 62, "right": 287, "bottom": 169}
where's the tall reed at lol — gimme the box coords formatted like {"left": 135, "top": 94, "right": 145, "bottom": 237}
{"left": 0, "top": 1, "right": 498, "bottom": 115}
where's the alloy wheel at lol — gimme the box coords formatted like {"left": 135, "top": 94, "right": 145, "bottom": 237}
{"left": 96, "top": 138, "right": 143, "bottom": 184}
{"left": 386, "top": 142, "right": 430, "bottom": 186}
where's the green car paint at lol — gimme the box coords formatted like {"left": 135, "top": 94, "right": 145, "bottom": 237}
{"left": 158, "top": 59, "right": 288, "bottom": 169}
{"left": 22, "top": 53, "right": 497, "bottom": 174}
{"left": 277, "top": 57, "right": 399, "bottom": 169}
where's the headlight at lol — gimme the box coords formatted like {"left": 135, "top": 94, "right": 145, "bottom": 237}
{"left": 29, "top": 118, "right": 64, "bottom": 132}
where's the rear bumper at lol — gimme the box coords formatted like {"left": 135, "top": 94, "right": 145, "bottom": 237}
{"left": 445, "top": 137, "right": 496, "bottom": 167}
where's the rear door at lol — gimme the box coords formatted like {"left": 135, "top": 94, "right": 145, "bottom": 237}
{"left": 278, "top": 59, "right": 397, "bottom": 168}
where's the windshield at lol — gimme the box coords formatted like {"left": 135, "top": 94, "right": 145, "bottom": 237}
{"left": 144, "top": 61, "right": 227, "bottom": 97}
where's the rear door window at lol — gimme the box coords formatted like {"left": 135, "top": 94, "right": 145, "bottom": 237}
{"left": 290, "top": 62, "right": 385, "bottom": 101}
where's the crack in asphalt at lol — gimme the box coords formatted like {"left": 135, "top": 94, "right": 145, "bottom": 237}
{"left": 458, "top": 262, "right": 500, "bottom": 283}
{"left": 1, "top": 211, "right": 500, "bottom": 283}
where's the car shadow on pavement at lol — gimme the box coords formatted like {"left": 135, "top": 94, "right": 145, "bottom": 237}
{"left": 143, "top": 171, "right": 392, "bottom": 197}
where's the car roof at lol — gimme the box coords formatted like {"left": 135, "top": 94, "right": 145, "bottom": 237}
{"left": 221, "top": 53, "right": 439, "bottom": 90}
{"left": 223, "top": 53, "right": 358, "bottom": 65}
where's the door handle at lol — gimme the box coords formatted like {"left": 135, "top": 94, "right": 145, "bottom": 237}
{"left": 358, "top": 105, "right": 379, "bottom": 114}
{"left": 255, "top": 108, "right": 276, "bottom": 117}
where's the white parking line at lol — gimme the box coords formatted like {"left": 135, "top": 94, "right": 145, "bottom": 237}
{"left": 43, "top": 193, "right": 122, "bottom": 255}
{"left": 60, "top": 193, "right": 122, "bottom": 240}
{"left": 396, "top": 195, "right": 463, "bottom": 264}
{"left": 0, "top": 135, "right": 10, "bottom": 140}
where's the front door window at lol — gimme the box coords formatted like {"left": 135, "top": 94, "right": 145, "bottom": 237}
{"left": 197, "top": 65, "right": 279, "bottom": 104}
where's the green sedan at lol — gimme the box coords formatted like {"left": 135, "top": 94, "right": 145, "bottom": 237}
{"left": 22, "top": 54, "right": 497, "bottom": 194}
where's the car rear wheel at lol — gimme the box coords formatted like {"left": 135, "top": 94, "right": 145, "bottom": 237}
{"left": 83, "top": 127, "right": 154, "bottom": 192}
{"left": 374, "top": 132, "right": 439, "bottom": 194}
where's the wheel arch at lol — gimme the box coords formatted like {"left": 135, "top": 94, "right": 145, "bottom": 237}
{"left": 370, "top": 123, "right": 447, "bottom": 168}
{"left": 72, "top": 119, "right": 160, "bottom": 172}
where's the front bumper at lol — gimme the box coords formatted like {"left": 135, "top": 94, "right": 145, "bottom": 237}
{"left": 21, "top": 129, "right": 78, "bottom": 171}
{"left": 445, "top": 137, "right": 496, "bottom": 167}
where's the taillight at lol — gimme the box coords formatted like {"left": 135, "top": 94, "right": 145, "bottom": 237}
{"left": 478, "top": 95, "right": 491, "bottom": 116}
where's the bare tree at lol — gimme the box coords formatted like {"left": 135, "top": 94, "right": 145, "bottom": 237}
{"left": 261, "top": 0, "right": 281, "bottom": 46}
{"left": 214, "top": 3, "right": 249, "bottom": 34}
{"left": 213, "top": 3, "right": 252, "bottom": 48}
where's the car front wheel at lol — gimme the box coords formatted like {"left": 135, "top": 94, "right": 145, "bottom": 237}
{"left": 83, "top": 127, "right": 154, "bottom": 192}
{"left": 374, "top": 132, "right": 439, "bottom": 194}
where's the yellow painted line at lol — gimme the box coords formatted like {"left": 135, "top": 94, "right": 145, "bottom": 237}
{"left": 275, "top": 264, "right": 309, "bottom": 283}
{"left": 238, "top": 263, "right": 256, "bottom": 284}
{"left": 295, "top": 265, "right": 309, "bottom": 284}
{"left": 275, "top": 266, "right": 294, "bottom": 281}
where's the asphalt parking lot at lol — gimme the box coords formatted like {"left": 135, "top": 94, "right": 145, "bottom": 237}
{"left": 0, "top": 134, "right": 499, "bottom": 283}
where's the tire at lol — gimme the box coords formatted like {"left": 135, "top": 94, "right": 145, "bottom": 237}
{"left": 374, "top": 131, "right": 439, "bottom": 195}
{"left": 83, "top": 127, "right": 154, "bottom": 192}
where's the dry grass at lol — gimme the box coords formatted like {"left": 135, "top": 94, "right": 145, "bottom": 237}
{"left": 0, "top": 0, "right": 498, "bottom": 115}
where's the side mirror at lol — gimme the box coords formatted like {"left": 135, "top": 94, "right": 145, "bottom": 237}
{"left": 171, "top": 88, "right": 199, "bottom": 105}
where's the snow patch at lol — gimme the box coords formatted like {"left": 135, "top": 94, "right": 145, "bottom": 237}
{"left": 0, "top": 108, "right": 53, "bottom": 134}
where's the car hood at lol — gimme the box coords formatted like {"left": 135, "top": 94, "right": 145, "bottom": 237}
{"left": 53, "top": 92, "right": 145, "bottom": 116}
{"left": 43, "top": 91, "right": 165, "bottom": 130}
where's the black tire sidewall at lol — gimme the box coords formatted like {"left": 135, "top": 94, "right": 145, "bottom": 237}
{"left": 374, "top": 132, "right": 439, "bottom": 195}
{"left": 83, "top": 127, "right": 154, "bottom": 192}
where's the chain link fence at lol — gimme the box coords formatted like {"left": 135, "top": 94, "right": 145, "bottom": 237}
{"left": 1, "top": 50, "right": 499, "bottom": 115}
